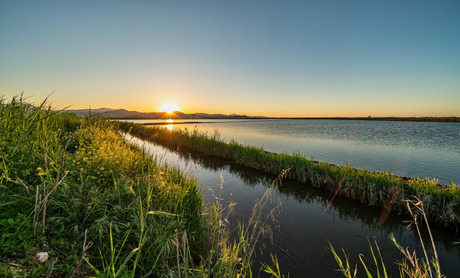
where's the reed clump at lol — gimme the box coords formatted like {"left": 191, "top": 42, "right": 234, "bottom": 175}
{"left": 118, "top": 122, "right": 460, "bottom": 230}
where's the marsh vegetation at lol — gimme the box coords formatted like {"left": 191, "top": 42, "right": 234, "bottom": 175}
{"left": 0, "top": 97, "right": 283, "bottom": 277}
{"left": 1, "top": 97, "right": 458, "bottom": 277}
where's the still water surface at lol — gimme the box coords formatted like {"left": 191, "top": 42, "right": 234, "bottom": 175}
{"left": 127, "top": 119, "right": 460, "bottom": 185}
{"left": 123, "top": 127, "right": 460, "bottom": 277}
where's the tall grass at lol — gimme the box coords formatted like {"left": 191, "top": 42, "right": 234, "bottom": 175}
{"left": 1, "top": 97, "right": 203, "bottom": 276}
{"left": 330, "top": 197, "right": 445, "bottom": 278}
{"left": 1, "top": 96, "right": 285, "bottom": 277}
{"left": 118, "top": 122, "right": 460, "bottom": 230}
{"left": 190, "top": 170, "right": 284, "bottom": 277}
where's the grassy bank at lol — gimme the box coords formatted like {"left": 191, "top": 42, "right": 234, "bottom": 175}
{"left": 0, "top": 97, "right": 280, "bottom": 277}
{"left": 118, "top": 122, "right": 460, "bottom": 230}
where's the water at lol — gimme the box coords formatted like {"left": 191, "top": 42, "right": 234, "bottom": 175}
{"left": 123, "top": 131, "right": 460, "bottom": 277}
{"left": 124, "top": 118, "right": 460, "bottom": 185}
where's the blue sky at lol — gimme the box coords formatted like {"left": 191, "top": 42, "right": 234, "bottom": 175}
{"left": 1, "top": 0, "right": 459, "bottom": 116}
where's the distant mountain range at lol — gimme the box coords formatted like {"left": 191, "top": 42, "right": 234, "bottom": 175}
{"left": 65, "top": 108, "right": 267, "bottom": 119}
{"left": 63, "top": 108, "right": 460, "bottom": 122}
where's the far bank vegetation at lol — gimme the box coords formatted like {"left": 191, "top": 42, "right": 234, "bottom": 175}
{"left": 119, "top": 122, "right": 460, "bottom": 230}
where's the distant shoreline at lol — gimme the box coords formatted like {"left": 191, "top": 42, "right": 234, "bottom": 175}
{"left": 273, "top": 116, "right": 460, "bottom": 123}
{"left": 66, "top": 108, "right": 459, "bottom": 123}
{"left": 113, "top": 116, "right": 460, "bottom": 123}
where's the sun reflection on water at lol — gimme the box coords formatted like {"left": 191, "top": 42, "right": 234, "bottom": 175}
{"left": 166, "top": 119, "right": 174, "bottom": 130}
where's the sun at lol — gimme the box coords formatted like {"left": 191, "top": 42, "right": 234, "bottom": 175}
{"left": 160, "top": 102, "right": 179, "bottom": 114}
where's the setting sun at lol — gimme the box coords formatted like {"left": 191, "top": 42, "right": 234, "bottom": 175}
{"left": 160, "top": 102, "right": 179, "bottom": 114}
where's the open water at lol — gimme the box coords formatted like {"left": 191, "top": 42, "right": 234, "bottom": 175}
{"left": 128, "top": 118, "right": 460, "bottom": 185}
{"left": 122, "top": 119, "right": 460, "bottom": 277}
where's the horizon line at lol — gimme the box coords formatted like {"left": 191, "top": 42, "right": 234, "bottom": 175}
{"left": 64, "top": 107, "right": 460, "bottom": 121}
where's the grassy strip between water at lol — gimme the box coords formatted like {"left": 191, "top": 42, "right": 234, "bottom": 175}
{"left": 118, "top": 121, "right": 460, "bottom": 230}
{"left": 0, "top": 96, "right": 284, "bottom": 277}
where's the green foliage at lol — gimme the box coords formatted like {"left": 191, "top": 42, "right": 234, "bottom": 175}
{"left": 0, "top": 97, "right": 206, "bottom": 277}
{"left": 0, "top": 213, "right": 34, "bottom": 258}
{"left": 1, "top": 96, "right": 285, "bottom": 277}
{"left": 329, "top": 243, "right": 357, "bottom": 278}
{"left": 261, "top": 254, "right": 284, "bottom": 278}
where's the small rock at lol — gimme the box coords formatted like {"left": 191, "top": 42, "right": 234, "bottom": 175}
{"left": 35, "top": 252, "right": 49, "bottom": 264}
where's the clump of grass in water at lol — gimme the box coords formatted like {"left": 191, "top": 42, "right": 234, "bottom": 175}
{"left": 118, "top": 122, "right": 460, "bottom": 230}
{"left": 330, "top": 196, "right": 444, "bottom": 278}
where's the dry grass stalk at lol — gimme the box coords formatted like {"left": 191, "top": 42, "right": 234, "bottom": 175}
{"left": 403, "top": 196, "right": 442, "bottom": 278}
{"left": 72, "top": 228, "right": 93, "bottom": 277}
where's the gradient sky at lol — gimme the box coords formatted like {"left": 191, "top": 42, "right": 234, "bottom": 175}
{"left": 1, "top": 0, "right": 459, "bottom": 117}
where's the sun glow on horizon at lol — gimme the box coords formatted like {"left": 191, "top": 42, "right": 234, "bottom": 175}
{"left": 160, "top": 102, "right": 180, "bottom": 114}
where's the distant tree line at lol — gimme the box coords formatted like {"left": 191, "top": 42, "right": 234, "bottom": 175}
{"left": 353, "top": 117, "right": 460, "bottom": 123}
{"left": 278, "top": 117, "right": 460, "bottom": 123}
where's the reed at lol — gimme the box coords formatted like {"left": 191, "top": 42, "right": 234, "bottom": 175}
{"left": 330, "top": 197, "right": 445, "bottom": 278}
{"left": 0, "top": 97, "right": 204, "bottom": 276}
{"left": 118, "top": 122, "right": 460, "bottom": 229}
{"left": 1, "top": 97, "right": 285, "bottom": 277}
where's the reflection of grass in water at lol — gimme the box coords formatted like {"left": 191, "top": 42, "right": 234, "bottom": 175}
{"left": 330, "top": 197, "right": 444, "bottom": 278}
{"left": 119, "top": 122, "right": 460, "bottom": 230}
{"left": 134, "top": 133, "right": 460, "bottom": 269}
{"left": 128, "top": 133, "right": 405, "bottom": 233}
{"left": 201, "top": 170, "right": 286, "bottom": 277}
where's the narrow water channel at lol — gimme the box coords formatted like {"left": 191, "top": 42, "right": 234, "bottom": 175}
{"left": 124, "top": 134, "right": 460, "bottom": 277}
